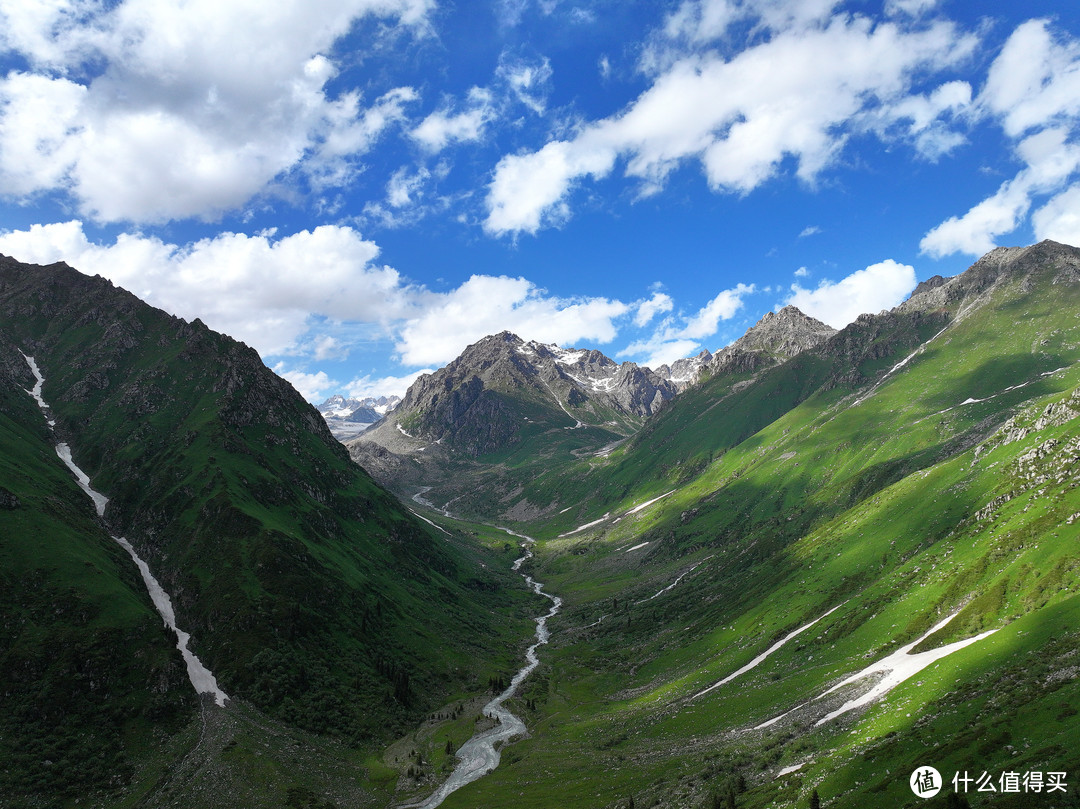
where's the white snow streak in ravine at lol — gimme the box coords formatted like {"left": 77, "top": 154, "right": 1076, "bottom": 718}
{"left": 404, "top": 525, "right": 561, "bottom": 809}
{"left": 21, "top": 353, "right": 229, "bottom": 707}
{"left": 812, "top": 613, "right": 996, "bottom": 726}
{"left": 692, "top": 604, "right": 845, "bottom": 701}
{"left": 754, "top": 611, "right": 996, "bottom": 730}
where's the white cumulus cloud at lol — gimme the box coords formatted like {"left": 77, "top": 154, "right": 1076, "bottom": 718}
{"left": 347, "top": 369, "right": 433, "bottom": 400}
{"left": 620, "top": 283, "right": 754, "bottom": 368}
{"left": 784, "top": 259, "right": 916, "bottom": 328}
{"left": 0, "top": 220, "right": 663, "bottom": 379}
{"left": 0, "top": 0, "right": 430, "bottom": 223}
{"left": 634, "top": 291, "right": 674, "bottom": 327}
{"left": 921, "top": 20, "right": 1080, "bottom": 257}
{"left": 0, "top": 220, "right": 412, "bottom": 356}
{"left": 274, "top": 367, "right": 338, "bottom": 402}
{"left": 1032, "top": 185, "right": 1080, "bottom": 247}
{"left": 485, "top": 6, "right": 976, "bottom": 236}
{"left": 394, "top": 274, "right": 630, "bottom": 366}
{"left": 921, "top": 127, "right": 1080, "bottom": 257}
{"left": 410, "top": 87, "right": 496, "bottom": 153}
{"left": 497, "top": 54, "right": 554, "bottom": 114}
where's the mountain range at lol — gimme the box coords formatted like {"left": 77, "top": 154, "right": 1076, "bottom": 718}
{"left": 4, "top": 242, "right": 1080, "bottom": 809}
{"left": 347, "top": 305, "right": 839, "bottom": 522}
{"left": 350, "top": 239, "right": 1080, "bottom": 809}
{"left": 317, "top": 394, "right": 401, "bottom": 442}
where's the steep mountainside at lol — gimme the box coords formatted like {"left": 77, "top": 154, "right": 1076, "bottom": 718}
{"left": 347, "top": 332, "right": 680, "bottom": 517}
{"left": 393, "top": 241, "right": 1080, "bottom": 809}
{"left": 0, "top": 256, "right": 534, "bottom": 808}
{"left": 10, "top": 242, "right": 1080, "bottom": 809}
{"left": 0, "top": 330, "right": 193, "bottom": 805}
{"left": 378, "top": 331, "right": 676, "bottom": 456}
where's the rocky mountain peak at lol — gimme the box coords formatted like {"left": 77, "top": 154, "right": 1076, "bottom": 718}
{"left": 901, "top": 240, "right": 1080, "bottom": 315}
{"left": 698, "top": 305, "right": 836, "bottom": 380}
{"left": 655, "top": 350, "right": 713, "bottom": 391}
{"left": 728, "top": 305, "right": 837, "bottom": 357}
{"left": 355, "top": 331, "right": 676, "bottom": 457}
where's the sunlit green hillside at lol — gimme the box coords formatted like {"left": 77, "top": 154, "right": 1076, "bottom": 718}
{"left": 416, "top": 241, "right": 1080, "bottom": 809}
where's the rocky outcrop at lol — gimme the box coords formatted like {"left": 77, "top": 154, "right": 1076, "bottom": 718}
{"left": 900, "top": 240, "right": 1080, "bottom": 315}
{"left": 657, "top": 308, "right": 836, "bottom": 390}
{"left": 665, "top": 305, "right": 839, "bottom": 383}
{"left": 359, "top": 331, "right": 677, "bottom": 457}
{"left": 0, "top": 486, "right": 19, "bottom": 509}
{"left": 724, "top": 306, "right": 836, "bottom": 359}
{"left": 656, "top": 350, "right": 713, "bottom": 391}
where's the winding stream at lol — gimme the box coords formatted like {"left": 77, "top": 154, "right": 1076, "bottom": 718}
{"left": 404, "top": 524, "right": 562, "bottom": 809}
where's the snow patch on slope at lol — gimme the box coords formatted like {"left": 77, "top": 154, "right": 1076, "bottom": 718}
{"left": 693, "top": 604, "right": 844, "bottom": 701}
{"left": 627, "top": 490, "right": 676, "bottom": 515}
{"left": 812, "top": 613, "right": 996, "bottom": 725}
{"left": 753, "top": 611, "right": 997, "bottom": 729}
{"left": 559, "top": 513, "right": 611, "bottom": 537}
{"left": 22, "top": 354, "right": 229, "bottom": 708}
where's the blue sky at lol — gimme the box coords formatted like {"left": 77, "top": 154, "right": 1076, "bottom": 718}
{"left": 1, "top": 0, "right": 1080, "bottom": 402}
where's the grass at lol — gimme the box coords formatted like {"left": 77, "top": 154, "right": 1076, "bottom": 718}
{"left": 0, "top": 260, "right": 542, "bottom": 807}
{"left": 411, "top": 248, "right": 1080, "bottom": 809}
{"left": 7, "top": 249, "right": 1080, "bottom": 808}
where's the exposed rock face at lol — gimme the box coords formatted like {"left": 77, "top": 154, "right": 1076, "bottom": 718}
{"left": 354, "top": 331, "right": 677, "bottom": 457}
{"left": 900, "top": 240, "right": 1080, "bottom": 315}
{"left": 656, "top": 350, "right": 713, "bottom": 391}
{"left": 656, "top": 308, "right": 836, "bottom": 389}
{"left": 694, "top": 305, "right": 838, "bottom": 380}
{"left": 726, "top": 305, "right": 836, "bottom": 358}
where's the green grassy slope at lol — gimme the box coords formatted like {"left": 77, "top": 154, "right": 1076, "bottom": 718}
{"left": 0, "top": 334, "right": 193, "bottom": 808}
{"left": 422, "top": 242, "right": 1080, "bottom": 808}
{"left": 0, "top": 257, "right": 538, "bottom": 807}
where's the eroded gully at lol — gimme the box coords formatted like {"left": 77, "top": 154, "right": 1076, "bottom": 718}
{"left": 20, "top": 353, "right": 228, "bottom": 707}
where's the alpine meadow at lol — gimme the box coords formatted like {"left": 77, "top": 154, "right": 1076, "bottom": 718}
{"left": 4, "top": 240, "right": 1080, "bottom": 808}
{"left": 5, "top": 2, "right": 1080, "bottom": 809}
